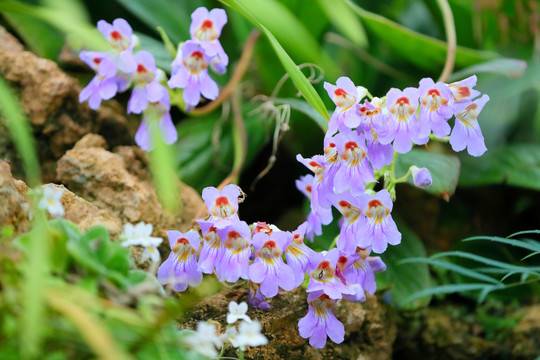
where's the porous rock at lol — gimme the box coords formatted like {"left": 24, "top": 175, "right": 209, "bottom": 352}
{"left": 57, "top": 134, "right": 206, "bottom": 240}
{"left": 179, "top": 286, "right": 396, "bottom": 360}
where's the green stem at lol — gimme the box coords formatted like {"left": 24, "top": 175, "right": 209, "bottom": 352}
{"left": 436, "top": 0, "right": 457, "bottom": 83}
{"left": 216, "top": 343, "right": 226, "bottom": 360}
{"left": 238, "top": 348, "right": 245, "bottom": 360}
{"left": 156, "top": 26, "right": 177, "bottom": 58}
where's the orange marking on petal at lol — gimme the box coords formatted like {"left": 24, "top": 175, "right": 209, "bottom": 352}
{"left": 110, "top": 30, "right": 122, "bottom": 40}
{"left": 305, "top": 185, "right": 312, "bottom": 193}
{"left": 396, "top": 97, "right": 410, "bottom": 105}
{"left": 428, "top": 89, "right": 441, "bottom": 97}
{"left": 201, "top": 19, "right": 213, "bottom": 29}
{"left": 93, "top": 58, "right": 101, "bottom": 64}
{"left": 191, "top": 51, "right": 204, "bottom": 59}
{"left": 344, "top": 141, "right": 358, "bottom": 150}
{"left": 176, "top": 238, "right": 189, "bottom": 245}
{"left": 334, "top": 88, "right": 347, "bottom": 97}
{"left": 137, "top": 64, "right": 147, "bottom": 73}
{"left": 338, "top": 200, "right": 350, "bottom": 208}
{"left": 466, "top": 103, "right": 478, "bottom": 111}
{"left": 215, "top": 196, "right": 230, "bottom": 207}
{"left": 368, "top": 199, "right": 383, "bottom": 208}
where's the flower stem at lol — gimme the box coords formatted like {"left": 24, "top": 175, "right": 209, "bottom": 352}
{"left": 190, "top": 30, "right": 260, "bottom": 116}
{"left": 436, "top": 0, "right": 457, "bottom": 83}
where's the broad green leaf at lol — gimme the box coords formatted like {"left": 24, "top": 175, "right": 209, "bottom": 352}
{"left": 345, "top": 0, "right": 499, "bottom": 71}
{"left": 449, "top": 58, "right": 527, "bottom": 81}
{"left": 315, "top": 0, "right": 368, "bottom": 48}
{"left": 275, "top": 97, "right": 329, "bottom": 131}
{"left": 395, "top": 148, "right": 460, "bottom": 198}
{"left": 0, "top": 1, "right": 107, "bottom": 51}
{"left": 176, "top": 102, "right": 272, "bottom": 191}
{"left": 459, "top": 143, "right": 540, "bottom": 191}
{"left": 219, "top": 0, "right": 332, "bottom": 121}
{"left": 221, "top": 0, "right": 339, "bottom": 79}
{"left": 2, "top": 12, "right": 63, "bottom": 59}
{"left": 376, "top": 218, "right": 432, "bottom": 309}
{"left": 114, "top": 0, "right": 190, "bottom": 43}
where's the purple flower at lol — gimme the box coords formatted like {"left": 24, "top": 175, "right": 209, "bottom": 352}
{"left": 329, "top": 192, "right": 366, "bottom": 253}
{"left": 357, "top": 190, "right": 401, "bottom": 254}
{"left": 79, "top": 51, "right": 116, "bottom": 78}
{"left": 248, "top": 231, "right": 296, "bottom": 298}
{"left": 128, "top": 51, "right": 167, "bottom": 114}
{"left": 296, "top": 154, "right": 332, "bottom": 210}
{"left": 248, "top": 281, "right": 270, "bottom": 310}
{"left": 333, "top": 129, "right": 375, "bottom": 196}
{"left": 298, "top": 291, "right": 345, "bottom": 348}
{"left": 295, "top": 175, "right": 333, "bottom": 240}
{"left": 134, "top": 90, "right": 177, "bottom": 151}
{"left": 196, "top": 220, "right": 223, "bottom": 274}
{"left": 215, "top": 221, "right": 252, "bottom": 283}
{"left": 190, "top": 7, "right": 229, "bottom": 74}
{"left": 448, "top": 75, "right": 481, "bottom": 103}
{"left": 79, "top": 75, "right": 118, "bottom": 110}
{"left": 201, "top": 184, "right": 240, "bottom": 227}
{"left": 157, "top": 230, "right": 202, "bottom": 292}
{"left": 168, "top": 41, "right": 219, "bottom": 107}
{"left": 449, "top": 94, "right": 489, "bottom": 157}
{"left": 418, "top": 78, "right": 455, "bottom": 137}
{"left": 342, "top": 247, "right": 386, "bottom": 295}
{"left": 379, "top": 87, "right": 429, "bottom": 153}
{"left": 97, "top": 18, "right": 136, "bottom": 73}
{"left": 411, "top": 166, "right": 432, "bottom": 189}
{"left": 306, "top": 248, "right": 354, "bottom": 299}
{"left": 324, "top": 77, "right": 364, "bottom": 134}
{"left": 284, "top": 223, "right": 316, "bottom": 287}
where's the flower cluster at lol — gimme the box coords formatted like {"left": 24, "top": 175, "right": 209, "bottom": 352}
{"left": 79, "top": 7, "right": 228, "bottom": 150}
{"left": 156, "top": 183, "right": 387, "bottom": 348}
{"left": 183, "top": 301, "right": 267, "bottom": 358}
{"left": 120, "top": 222, "right": 163, "bottom": 273}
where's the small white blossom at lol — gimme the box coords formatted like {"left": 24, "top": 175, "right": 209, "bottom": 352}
{"left": 183, "top": 321, "right": 220, "bottom": 358}
{"left": 38, "top": 185, "right": 64, "bottom": 218}
{"left": 236, "top": 320, "right": 268, "bottom": 350}
{"left": 121, "top": 222, "right": 162, "bottom": 273}
{"left": 227, "top": 301, "right": 251, "bottom": 324}
{"left": 219, "top": 326, "right": 240, "bottom": 348}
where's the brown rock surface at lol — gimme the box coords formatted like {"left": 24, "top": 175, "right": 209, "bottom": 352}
{"left": 0, "top": 25, "right": 134, "bottom": 182}
{"left": 0, "top": 160, "right": 30, "bottom": 234}
{"left": 179, "top": 287, "right": 396, "bottom": 360}
{"left": 57, "top": 134, "right": 205, "bottom": 239}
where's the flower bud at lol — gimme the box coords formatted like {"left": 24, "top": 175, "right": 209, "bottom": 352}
{"left": 411, "top": 166, "right": 432, "bottom": 189}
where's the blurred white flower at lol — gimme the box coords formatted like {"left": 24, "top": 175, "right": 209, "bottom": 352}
{"left": 227, "top": 301, "right": 251, "bottom": 324}
{"left": 38, "top": 185, "right": 64, "bottom": 218}
{"left": 121, "top": 222, "right": 162, "bottom": 273}
{"left": 236, "top": 320, "right": 267, "bottom": 350}
{"left": 183, "top": 321, "right": 220, "bottom": 358}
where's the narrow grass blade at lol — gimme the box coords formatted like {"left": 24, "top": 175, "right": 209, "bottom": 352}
{"left": 464, "top": 235, "right": 540, "bottom": 253}
{"left": 400, "top": 257, "right": 501, "bottom": 285}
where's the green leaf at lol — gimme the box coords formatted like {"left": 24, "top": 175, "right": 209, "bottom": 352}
{"left": 219, "top": 0, "right": 331, "bottom": 121}
{"left": 220, "top": 0, "right": 339, "bottom": 79}
{"left": 464, "top": 235, "right": 540, "bottom": 253}
{"left": 114, "top": 0, "right": 190, "bottom": 43}
{"left": 0, "top": 1, "right": 107, "bottom": 51}
{"left": 274, "top": 97, "right": 329, "bottom": 131}
{"left": 315, "top": 0, "right": 368, "bottom": 48}
{"left": 395, "top": 148, "right": 460, "bottom": 198}
{"left": 449, "top": 58, "right": 527, "bottom": 81}
{"left": 345, "top": 0, "right": 499, "bottom": 71}
{"left": 176, "top": 103, "right": 272, "bottom": 191}
{"left": 402, "top": 283, "right": 500, "bottom": 304}
{"left": 400, "top": 257, "right": 501, "bottom": 284}
{"left": 376, "top": 218, "right": 432, "bottom": 309}
{"left": 431, "top": 251, "right": 540, "bottom": 273}
{"left": 459, "top": 143, "right": 540, "bottom": 191}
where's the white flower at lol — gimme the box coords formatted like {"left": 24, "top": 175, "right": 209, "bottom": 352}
{"left": 219, "top": 326, "right": 240, "bottom": 348}
{"left": 227, "top": 301, "right": 251, "bottom": 324}
{"left": 236, "top": 320, "right": 268, "bottom": 350}
{"left": 121, "top": 222, "right": 162, "bottom": 273}
{"left": 38, "top": 185, "right": 64, "bottom": 218}
{"left": 183, "top": 321, "right": 220, "bottom": 358}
